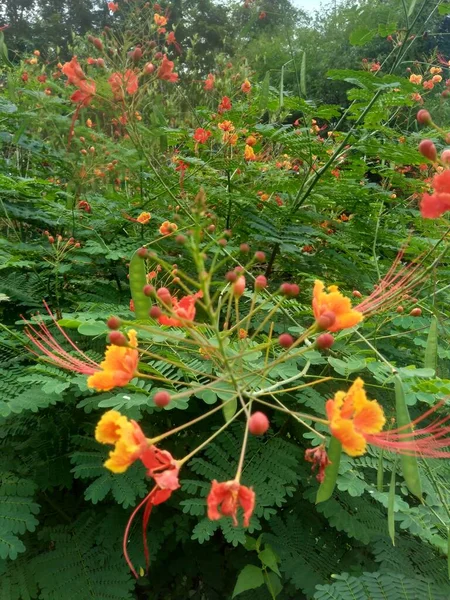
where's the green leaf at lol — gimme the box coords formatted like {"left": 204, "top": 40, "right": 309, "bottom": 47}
{"left": 328, "top": 356, "right": 365, "bottom": 376}
{"left": 378, "top": 22, "right": 397, "bottom": 37}
{"left": 258, "top": 545, "right": 281, "bottom": 576}
{"left": 264, "top": 571, "right": 283, "bottom": 597}
{"left": 349, "top": 26, "right": 377, "bottom": 46}
{"left": 439, "top": 3, "right": 450, "bottom": 14}
{"left": 57, "top": 318, "right": 82, "bottom": 329}
{"left": 232, "top": 565, "right": 264, "bottom": 598}
{"left": 77, "top": 321, "right": 107, "bottom": 337}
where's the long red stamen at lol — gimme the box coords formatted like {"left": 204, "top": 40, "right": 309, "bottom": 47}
{"left": 356, "top": 249, "right": 424, "bottom": 315}
{"left": 123, "top": 486, "right": 158, "bottom": 579}
{"left": 22, "top": 302, "right": 100, "bottom": 374}
{"left": 366, "top": 400, "right": 450, "bottom": 457}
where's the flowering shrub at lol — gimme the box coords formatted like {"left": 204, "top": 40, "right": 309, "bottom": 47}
{"left": 2, "top": 1, "right": 450, "bottom": 599}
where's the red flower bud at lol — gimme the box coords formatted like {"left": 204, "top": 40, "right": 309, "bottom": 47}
{"left": 254, "top": 251, "right": 266, "bottom": 262}
{"left": 132, "top": 47, "right": 143, "bottom": 62}
{"left": 441, "top": 149, "right": 450, "bottom": 164}
{"left": 144, "top": 62, "right": 155, "bottom": 74}
{"left": 225, "top": 271, "right": 237, "bottom": 282}
{"left": 218, "top": 238, "right": 227, "bottom": 246}
{"left": 240, "top": 243, "right": 250, "bottom": 253}
{"left": 255, "top": 275, "right": 267, "bottom": 290}
{"left": 233, "top": 276, "right": 246, "bottom": 297}
{"left": 93, "top": 37, "right": 103, "bottom": 51}
{"left": 143, "top": 284, "right": 154, "bottom": 296}
{"left": 109, "top": 331, "right": 127, "bottom": 346}
{"left": 248, "top": 412, "right": 269, "bottom": 435}
{"left": 107, "top": 316, "right": 121, "bottom": 330}
{"left": 175, "top": 234, "right": 186, "bottom": 244}
{"left": 352, "top": 290, "right": 362, "bottom": 298}
{"left": 396, "top": 305, "right": 404, "bottom": 313}
{"left": 418, "top": 139, "right": 437, "bottom": 161}
{"left": 280, "top": 283, "right": 300, "bottom": 298}
{"left": 48, "top": 236, "right": 55, "bottom": 244}
{"left": 317, "top": 311, "right": 336, "bottom": 330}
{"left": 153, "top": 391, "right": 171, "bottom": 407}
{"left": 149, "top": 305, "right": 162, "bottom": 318}
{"left": 156, "top": 287, "right": 171, "bottom": 304}
{"left": 278, "top": 333, "right": 294, "bottom": 348}
{"left": 137, "top": 247, "right": 148, "bottom": 258}
{"left": 417, "top": 109, "right": 432, "bottom": 125}
{"left": 410, "top": 307, "right": 422, "bottom": 316}
{"left": 316, "top": 333, "right": 334, "bottom": 349}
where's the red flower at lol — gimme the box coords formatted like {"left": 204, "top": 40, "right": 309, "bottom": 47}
{"left": 207, "top": 480, "right": 255, "bottom": 527}
{"left": 157, "top": 55, "right": 178, "bottom": 82}
{"left": 159, "top": 291, "right": 203, "bottom": 327}
{"left": 21, "top": 72, "right": 29, "bottom": 82}
{"left": 218, "top": 96, "right": 232, "bottom": 112}
{"left": 37, "top": 74, "right": 47, "bottom": 83}
{"left": 420, "top": 170, "right": 450, "bottom": 218}
{"left": 193, "top": 128, "right": 211, "bottom": 144}
{"left": 61, "top": 56, "right": 86, "bottom": 86}
{"left": 108, "top": 2, "right": 119, "bottom": 11}
{"left": 305, "top": 445, "right": 331, "bottom": 482}
{"left": 204, "top": 73, "right": 215, "bottom": 91}
{"left": 166, "top": 31, "right": 181, "bottom": 53}
{"left": 108, "top": 70, "right": 139, "bottom": 100}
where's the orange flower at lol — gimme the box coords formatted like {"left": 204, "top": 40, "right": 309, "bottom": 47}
{"left": 154, "top": 13, "right": 168, "bottom": 26}
{"left": 218, "top": 96, "right": 232, "bottom": 112}
{"left": 193, "top": 128, "right": 211, "bottom": 144}
{"left": 207, "top": 480, "right": 255, "bottom": 527}
{"left": 326, "top": 378, "right": 386, "bottom": 456}
{"left": 108, "top": 2, "right": 119, "bottom": 11}
{"left": 244, "top": 144, "right": 256, "bottom": 161}
{"left": 136, "top": 212, "right": 151, "bottom": 224}
{"left": 218, "top": 120, "right": 235, "bottom": 132}
{"left": 158, "top": 291, "right": 203, "bottom": 327}
{"left": 95, "top": 410, "right": 149, "bottom": 472}
{"left": 204, "top": 73, "right": 215, "bottom": 91}
{"left": 157, "top": 55, "right": 178, "bottom": 82}
{"left": 312, "top": 280, "right": 363, "bottom": 332}
{"left": 108, "top": 70, "right": 139, "bottom": 99}
{"left": 87, "top": 330, "right": 138, "bottom": 392}
{"left": 241, "top": 79, "right": 251, "bottom": 93}
{"left": 159, "top": 221, "right": 178, "bottom": 235}
{"left": 409, "top": 74, "right": 422, "bottom": 84}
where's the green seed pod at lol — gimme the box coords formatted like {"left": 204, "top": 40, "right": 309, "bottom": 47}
{"left": 129, "top": 248, "right": 152, "bottom": 320}
{"left": 394, "top": 375, "right": 423, "bottom": 500}
{"left": 316, "top": 436, "right": 342, "bottom": 504}
{"left": 388, "top": 460, "right": 397, "bottom": 546}
{"left": 424, "top": 315, "right": 438, "bottom": 374}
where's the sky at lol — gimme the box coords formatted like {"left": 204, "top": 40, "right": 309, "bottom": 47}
{"left": 291, "top": 0, "right": 341, "bottom": 13}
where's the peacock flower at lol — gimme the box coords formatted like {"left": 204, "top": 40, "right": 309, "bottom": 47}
{"left": 157, "top": 55, "right": 178, "bottom": 82}
{"left": 420, "top": 170, "right": 450, "bottom": 218}
{"left": 136, "top": 211, "right": 151, "bottom": 224}
{"left": 159, "top": 220, "right": 178, "bottom": 235}
{"left": 326, "top": 378, "right": 386, "bottom": 457}
{"left": 207, "top": 480, "right": 255, "bottom": 527}
{"left": 96, "top": 410, "right": 150, "bottom": 472}
{"left": 204, "top": 73, "right": 215, "bottom": 91}
{"left": 241, "top": 79, "right": 251, "bottom": 94}
{"left": 23, "top": 302, "right": 101, "bottom": 375}
{"left": 158, "top": 291, "right": 203, "bottom": 327}
{"left": 87, "top": 330, "right": 138, "bottom": 392}
{"left": 244, "top": 145, "right": 256, "bottom": 161}
{"left": 305, "top": 445, "right": 331, "bottom": 482}
{"left": 193, "top": 128, "right": 212, "bottom": 144}
{"left": 108, "top": 70, "right": 139, "bottom": 100}
{"left": 154, "top": 13, "right": 168, "bottom": 26}
{"left": 313, "top": 280, "right": 363, "bottom": 332}
{"left": 218, "top": 96, "right": 232, "bottom": 112}
{"left": 107, "top": 2, "right": 119, "bottom": 11}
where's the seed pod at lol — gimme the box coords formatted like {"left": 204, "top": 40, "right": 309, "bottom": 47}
{"left": 129, "top": 248, "right": 152, "bottom": 320}
{"left": 424, "top": 315, "right": 438, "bottom": 373}
{"left": 388, "top": 459, "right": 397, "bottom": 546}
{"left": 394, "top": 375, "right": 423, "bottom": 499}
{"left": 316, "top": 436, "right": 342, "bottom": 504}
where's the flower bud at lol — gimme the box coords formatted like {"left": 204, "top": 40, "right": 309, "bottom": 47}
{"left": 254, "top": 251, "right": 266, "bottom": 262}
{"left": 410, "top": 307, "right": 422, "bottom": 317}
{"left": 156, "top": 287, "right": 171, "bottom": 304}
{"left": 109, "top": 331, "right": 127, "bottom": 346}
{"left": 144, "top": 62, "right": 155, "bottom": 75}
{"left": 317, "top": 311, "right": 336, "bottom": 330}
{"left": 248, "top": 412, "right": 269, "bottom": 435}
{"left": 218, "top": 238, "right": 227, "bottom": 247}
{"left": 153, "top": 391, "right": 171, "bottom": 407}
{"left": 417, "top": 109, "right": 432, "bottom": 125}
{"left": 233, "top": 276, "right": 246, "bottom": 297}
{"left": 352, "top": 290, "right": 362, "bottom": 298}
{"left": 280, "top": 283, "right": 300, "bottom": 298}
{"left": 225, "top": 271, "right": 237, "bottom": 283}
{"left": 132, "top": 47, "right": 143, "bottom": 62}
{"left": 107, "top": 316, "right": 121, "bottom": 330}
{"left": 396, "top": 305, "right": 404, "bottom": 313}
{"left": 240, "top": 243, "right": 250, "bottom": 253}
{"left": 93, "top": 37, "right": 103, "bottom": 51}
{"left": 278, "top": 333, "right": 294, "bottom": 348}
{"left": 149, "top": 305, "right": 162, "bottom": 318}
{"left": 255, "top": 275, "right": 267, "bottom": 290}
{"left": 175, "top": 234, "right": 186, "bottom": 245}
{"left": 441, "top": 149, "right": 450, "bottom": 164}
{"left": 143, "top": 284, "right": 154, "bottom": 296}
{"left": 316, "top": 333, "right": 334, "bottom": 349}
{"left": 137, "top": 247, "right": 148, "bottom": 258}
{"left": 418, "top": 139, "right": 437, "bottom": 161}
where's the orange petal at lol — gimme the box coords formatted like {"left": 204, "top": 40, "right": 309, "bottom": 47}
{"left": 330, "top": 418, "right": 367, "bottom": 456}
{"left": 95, "top": 410, "right": 128, "bottom": 444}
{"left": 354, "top": 401, "right": 386, "bottom": 434}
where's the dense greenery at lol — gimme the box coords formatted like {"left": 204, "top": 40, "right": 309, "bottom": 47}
{"left": 2, "top": 0, "right": 450, "bottom": 598}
